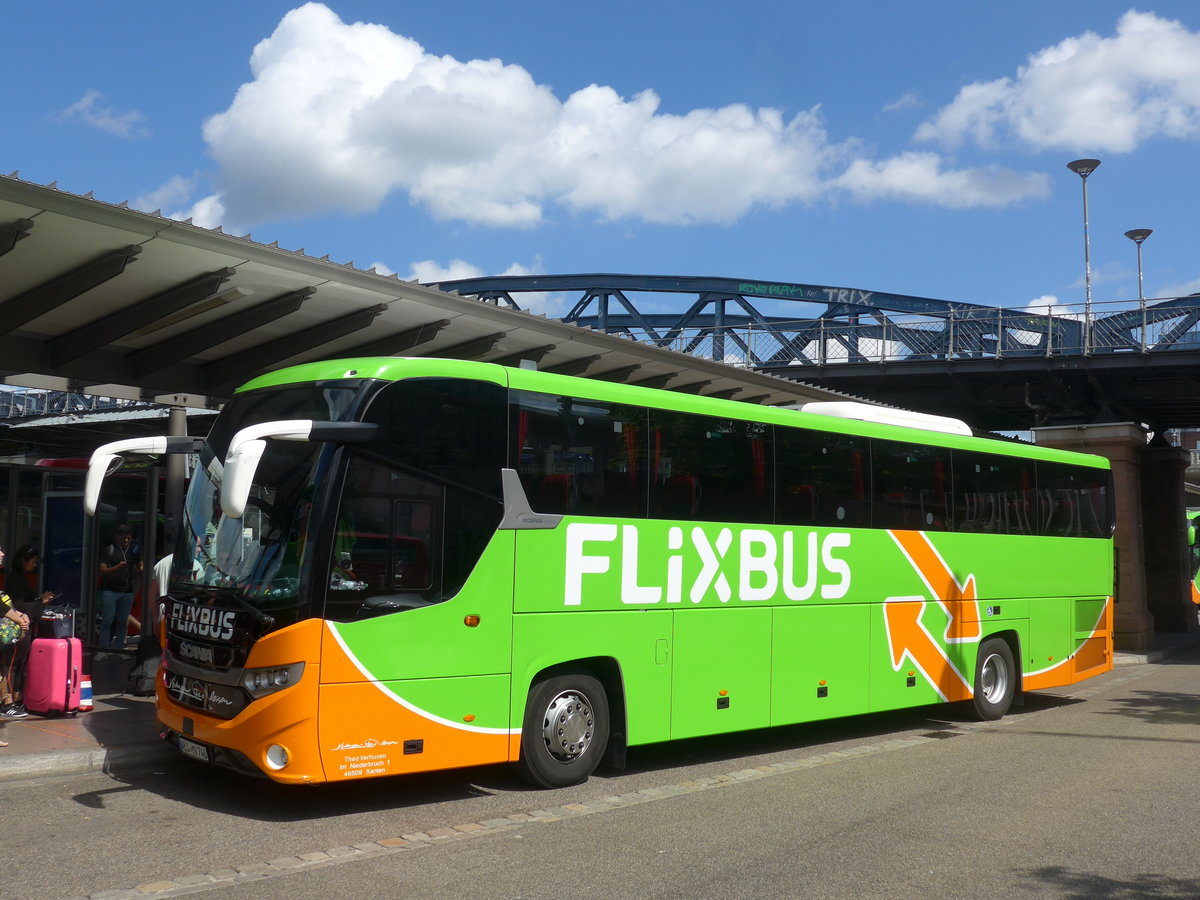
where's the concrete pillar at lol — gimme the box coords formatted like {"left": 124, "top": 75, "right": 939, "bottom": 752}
{"left": 164, "top": 406, "right": 188, "bottom": 550}
{"left": 1034, "top": 423, "right": 1154, "bottom": 651}
{"left": 1141, "top": 444, "right": 1197, "bottom": 633}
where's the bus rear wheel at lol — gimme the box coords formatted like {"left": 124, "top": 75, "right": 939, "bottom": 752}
{"left": 515, "top": 672, "right": 609, "bottom": 789}
{"left": 972, "top": 637, "right": 1016, "bottom": 721}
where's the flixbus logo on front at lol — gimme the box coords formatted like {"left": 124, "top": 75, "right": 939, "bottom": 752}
{"left": 564, "top": 523, "right": 852, "bottom": 607}
{"left": 170, "top": 601, "right": 236, "bottom": 641}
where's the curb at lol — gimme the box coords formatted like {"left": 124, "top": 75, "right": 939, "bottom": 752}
{"left": 0, "top": 741, "right": 177, "bottom": 783}
{"left": 1113, "top": 633, "right": 1200, "bottom": 667}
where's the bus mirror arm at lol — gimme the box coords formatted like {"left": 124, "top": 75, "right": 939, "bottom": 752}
{"left": 221, "top": 439, "right": 267, "bottom": 519}
{"left": 220, "top": 421, "right": 379, "bottom": 519}
{"left": 84, "top": 435, "right": 205, "bottom": 517}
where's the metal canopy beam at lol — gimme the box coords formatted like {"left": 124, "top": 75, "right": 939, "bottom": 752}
{"left": 129, "top": 287, "right": 315, "bottom": 378}
{"left": 592, "top": 364, "right": 641, "bottom": 383}
{"left": 0, "top": 245, "right": 141, "bottom": 333}
{"left": 428, "top": 332, "right": 506, "bottom": 360}
{"left": 490, "top": 344, "right": 556, "bottom": 367}
{"left": 338, "top": 318, "right": 450, "bottom": 358}
{"left": 706, "top": 387, "right": 743, "bottom": 400}
{"left": 543, "top": 355, "right": 601, "bottom": 376}
{"left": 0, "top": 219, "right": 33, "bottom": 257}
{"left": 630, "top": 372, "right": 679, "bottom": 389}
{"left": 202, "top": 303, "right": 387, "bottom": 390}
{"left": 49, "top": 267, "right": 236, "bottom": 367}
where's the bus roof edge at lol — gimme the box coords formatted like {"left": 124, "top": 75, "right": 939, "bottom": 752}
{"left": 797, "top": 401, "right": 973, "bottom": 436}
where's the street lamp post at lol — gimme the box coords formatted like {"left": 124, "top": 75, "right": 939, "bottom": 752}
{"left": 1067, "top": 158, "right": 1101, "bottom": 354}
{"left": 1124, "top": 228, "right": 1152, "bottom": 351}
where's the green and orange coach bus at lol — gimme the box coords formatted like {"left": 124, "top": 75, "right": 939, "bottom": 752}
{"left": 86, "top": 357, "right": 1114, "bottom": 787}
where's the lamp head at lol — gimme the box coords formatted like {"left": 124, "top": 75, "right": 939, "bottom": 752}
{"left": 1124, "top": 228, "right": 1152, "bottom": 244}
{"left": 1067, "top": 158, "right": 1101, "bottom": 178}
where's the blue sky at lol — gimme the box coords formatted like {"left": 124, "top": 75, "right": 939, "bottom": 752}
{"left": 4, "top": 2, "right": 1200, "bottom": 319}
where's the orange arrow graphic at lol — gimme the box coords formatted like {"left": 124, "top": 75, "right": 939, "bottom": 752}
{"left": 883, "top": 599, "right": 973, "bottom": 702}
{"left": 1191, "top": 580, "right": 1200, "bottom": 606}
{"left": 888, "top": 530, "right": 980, "bottom": 643}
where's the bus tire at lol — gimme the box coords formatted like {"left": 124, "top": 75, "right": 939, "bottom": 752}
{"left": 972, "top": 637, "right": 1015, "bottom": 721}
{"left": 515, "top": 672, "right": 609, "bottom": 789}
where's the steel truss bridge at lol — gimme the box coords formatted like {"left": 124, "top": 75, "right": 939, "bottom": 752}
{"left": 0, "top": 390, "right": 156, "bottom": 420}
{"left": 436, "top": 274, "right": 1200, "bottom": 432}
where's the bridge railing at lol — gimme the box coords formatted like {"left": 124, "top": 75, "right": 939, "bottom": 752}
{"left": 649, "top": 296, "right": 1200, "bottom": 367}
{"left": 0, "top": 390, "right": 156, "bottom": 420}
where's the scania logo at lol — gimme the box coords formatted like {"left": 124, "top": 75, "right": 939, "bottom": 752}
{"left": 177, "top": 640, "right": 215, "bottom": 665}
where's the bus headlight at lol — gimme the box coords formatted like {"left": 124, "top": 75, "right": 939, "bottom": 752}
{"left": 241, "top": 663, "right": 305, "bottom": 699}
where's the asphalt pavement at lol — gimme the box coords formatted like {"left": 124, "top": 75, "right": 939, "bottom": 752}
{"left": 2, "top": 631, "right": 1198, "bottom": 784}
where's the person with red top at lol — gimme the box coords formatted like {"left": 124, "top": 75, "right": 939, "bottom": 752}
{"left": 2, "top": 545, "right": 56, "bottom": 719}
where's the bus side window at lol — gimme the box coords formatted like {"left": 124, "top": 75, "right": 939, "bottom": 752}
{"left": 323, "top": 377, "right": 507, "bottom": 622}
{"left": 326, "top": 464, "right": 441, "bottom": 620}
{"left": 776, "top": 426, "right": 870, "bottom": 528}
{"left": 649, "top": 411, "right": 771, "bottom": 524}
{"left": 1037, "top": 461, "right": 1110, "bottom": 538}
{"left": 952, "top": 450, "right": 1035, "bottom": 535}
{"left": 871, "top": 441, "right": 952, "bottom": 531}
{"left": 510, "top": 391, "right": 648, "bottom": 517}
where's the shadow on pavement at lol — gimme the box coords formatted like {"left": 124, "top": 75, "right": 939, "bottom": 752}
{"left": 1017, "top": 864, "right": 1200, "bottom": 899}
{"left": 1096, "top": 689, "right": 1200, "bottom": 727}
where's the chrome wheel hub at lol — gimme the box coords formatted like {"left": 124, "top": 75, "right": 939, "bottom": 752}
{"left": 980, "top": 652, "right": 1009, "bottom": 703}
{"left": 541, "top": 690, "right": 594, "bottom": 762}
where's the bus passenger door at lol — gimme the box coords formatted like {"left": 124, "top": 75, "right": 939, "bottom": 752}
{"left": 670, "top": 607, "right": 771, "bottom": 740}
{"left": 318, "top": 451, "right": 513, "bottom": 779}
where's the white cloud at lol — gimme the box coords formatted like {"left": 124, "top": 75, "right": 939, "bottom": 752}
{"left": 59, "top": 90, "right": 149, "bottom": 139}
{"left": 836, "top": 152, "right": 1049, "bottom": 207}
{"left": 131, "top": 176, "right": 195, "bottom": 215}
{"left": 183, "top": 194, "right": 228, "bottom": 230}
{"left": 407, "top": 258, "right": 486, "bottom": 283}
{"left": 193, "top": 2, "right": 1031, "bottom": 229}
{"left": 916, "top": 11, "right": 1200, "bottom": 153}
{"left": 1157, "top": 278, "right": 1200, "bottom": 299}
{"left": 1026, "top": 294, "right": 1065, "bottom": 313}
{"left": 406, "top": 258, "right": 563, "bottom": 315}
{"left": 882, "top": 91, "right": 922, "bottom": 113}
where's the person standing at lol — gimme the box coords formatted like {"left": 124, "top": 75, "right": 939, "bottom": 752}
{"left": 97, "top": 524, "right": 140, "bottom": 654}
{"left": 2, "top": 545, "right": 54, "bottom": 718}
{"left": 0, "top": 545, "right": 32, "bottom": 723}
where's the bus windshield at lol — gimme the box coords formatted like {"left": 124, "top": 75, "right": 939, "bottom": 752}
{"left": 170, "top": 383, "right": 368, "bottom": 622}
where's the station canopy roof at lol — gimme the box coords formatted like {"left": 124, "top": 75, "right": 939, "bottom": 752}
{"left": 0, "top": 174, "right": 851, "bottom": 433}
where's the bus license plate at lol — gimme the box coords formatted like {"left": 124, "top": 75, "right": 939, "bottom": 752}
{"left": 178, "top": 736, "right": 210, "bottom": 763}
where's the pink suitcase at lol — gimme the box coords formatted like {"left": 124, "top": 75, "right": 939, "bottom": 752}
{"left": 25, "top": 636, "right": 83, "bottom": 716}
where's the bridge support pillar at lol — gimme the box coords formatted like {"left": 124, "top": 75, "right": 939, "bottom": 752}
{"left": 1141, "top": 443, "right": 1198, "bottom": 634}
{"left": 1034, "top": 423, "right": 1154, "bottom": 651}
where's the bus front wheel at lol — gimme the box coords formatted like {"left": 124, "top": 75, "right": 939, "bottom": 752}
{"left": 972, "top": 638, "right": 1016, "bottom": 721}
{"left": 515, "top": 672, "right": 609, "bottom": 789}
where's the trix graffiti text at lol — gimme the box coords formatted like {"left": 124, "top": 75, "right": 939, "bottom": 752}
{"left": 564, "top": 522, "right": 852, "bottom": 607}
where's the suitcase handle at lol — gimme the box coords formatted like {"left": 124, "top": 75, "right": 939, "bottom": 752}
{"left": 66, "top": 640, "right": 75, "bottom": 709}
